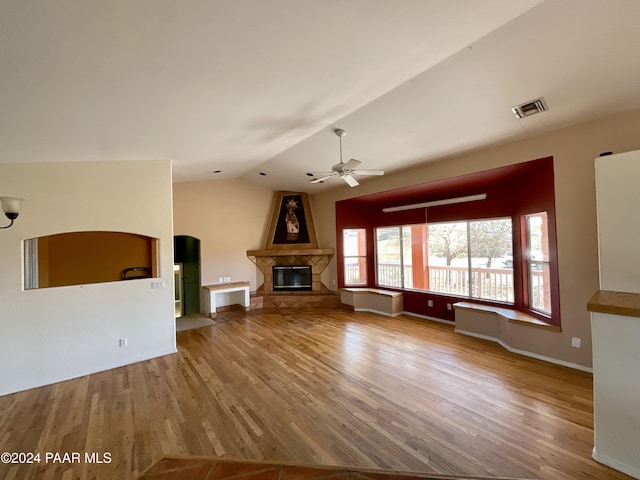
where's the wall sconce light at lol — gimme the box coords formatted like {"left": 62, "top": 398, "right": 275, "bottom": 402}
{"left": 0, "top": 197, "right": 25, "bottom": 229}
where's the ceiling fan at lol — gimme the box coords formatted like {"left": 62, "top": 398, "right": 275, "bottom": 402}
{"left": 310, "top": 129, "right": 384, "bottom": 187}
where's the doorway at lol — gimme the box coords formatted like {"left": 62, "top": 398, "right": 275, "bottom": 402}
{"left": 174, "top": 235, "right": 201, "bottom": 317}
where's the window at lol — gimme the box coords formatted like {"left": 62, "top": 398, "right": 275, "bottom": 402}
{"left": 376, "top": 226, "right": 412, "bottom": 288}
{"left": 376, "top": 227, "right": 401, "bottom": 288}
{"left": 343, "top": 229, "right": 367, "bottom": 285}
{"left": 427, "top": 222, "right": 469, "bottom": 295}
{"left": 428, "top": 218, "right": 513, "bottom": 302}
{"left": 376, "top": 218, "right": 514, "bottom": 303}
{"left": 336, "top": 157, "right": 559, "bottom": 324}
{"left": 525, "top": 212, "right": 551, "bottom": 315}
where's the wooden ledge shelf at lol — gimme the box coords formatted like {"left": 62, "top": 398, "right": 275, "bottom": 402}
{"left": 203, "top": 281, "right": 250, "bottom": 291}
{"left": 454, "top": 301, "right": 560, "bottom": 331}
{"left": 587, "top": 289, "right": 640, "bottom": 318}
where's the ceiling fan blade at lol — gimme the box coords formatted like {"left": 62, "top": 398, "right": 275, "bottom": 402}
{"left": 310, "top": 172, "right": 337, "bottom": 183}
{"left": 342, "top": 158, "right": 361, "bottom": 170}
{"left": 352, "top": 169, "right": 385, "bottom": 176}
{"left": 342, "top": 174, "right": 359, "bottom": 187}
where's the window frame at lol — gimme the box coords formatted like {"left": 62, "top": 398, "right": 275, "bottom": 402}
{"left": 342, "top": 228, "right": 368, "bottom": 286}
{"left": 429, "top": 217, "right": 514, "bottom": 303}
{"left": 375, "top": 225, "right": 407, "bottom": 289}
{"left": 524, "top": 212, "right": 552, "bottom": 316}
{"left": 375, "top": 218, "right": 515, "bottom": 305}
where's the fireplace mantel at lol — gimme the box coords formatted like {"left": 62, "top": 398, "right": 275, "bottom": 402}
{"left": 247, "top": 248, "right": 334, "bottom": 257}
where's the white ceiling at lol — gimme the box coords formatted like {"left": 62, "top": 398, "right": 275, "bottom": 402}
{"left": 2, "top": 0, "right": 640, "bottom": 193}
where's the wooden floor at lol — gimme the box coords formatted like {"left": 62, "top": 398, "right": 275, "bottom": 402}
{"left": 0, "top": 310, "right": 631, "bottom": 480}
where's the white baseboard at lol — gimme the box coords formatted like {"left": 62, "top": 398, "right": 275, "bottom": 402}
{"left": 593, "top": 447, "right": 640, "bottom": 479}
{"left": 353, "top": 307, "right": 403, "bottom": 317}
{"left": 402, "top": 311, "right": 455, "bottom": 325}
{"left": 455, "top": 328, "right": 593, "bottom": 373}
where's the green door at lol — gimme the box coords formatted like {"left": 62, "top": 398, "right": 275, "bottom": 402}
{"left": 174, "top": 235, "right": 201, "bottom": 316}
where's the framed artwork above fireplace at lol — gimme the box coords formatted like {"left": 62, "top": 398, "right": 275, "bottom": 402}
{"left": 265, "top": 191, "right": 318, "bottom": 250}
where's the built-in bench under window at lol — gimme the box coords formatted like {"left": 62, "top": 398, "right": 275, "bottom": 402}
{"left": 454, "top": 301, "right": 559, "bottom": 330}
{"left": 340, "top": 288, "right": 403, "bottom": 317}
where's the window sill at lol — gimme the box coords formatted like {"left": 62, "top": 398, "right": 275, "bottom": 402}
{"left": 453, "top": 301, "right": 561, "bottom": 332}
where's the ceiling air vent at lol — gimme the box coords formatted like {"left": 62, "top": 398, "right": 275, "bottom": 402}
{"left": 511, "top": 97, "right": 548, "bottom": 119}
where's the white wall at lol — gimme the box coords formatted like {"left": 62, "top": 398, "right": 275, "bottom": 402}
{"left": 0, "top": 160, "right": 176, "bottom": 396}
{"left": 595, "top": 150, "right": 640, "bottom": 292}
{"left": 591, "top": 313, "right": 640, "bottom": 479}
{"left": 591, "top": 150, "right": 640, "bottom": 478}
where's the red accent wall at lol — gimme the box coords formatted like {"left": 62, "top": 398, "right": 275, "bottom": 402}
{"left": 335, "top": 156, "right": 560, "bottom": 325}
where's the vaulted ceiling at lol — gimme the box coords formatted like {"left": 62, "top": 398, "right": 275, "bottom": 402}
{"left": 2, "top": 1, "right": 639, "bottom": 193}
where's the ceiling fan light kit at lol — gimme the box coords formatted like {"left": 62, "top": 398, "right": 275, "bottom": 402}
{"left": 310, "top": 129, "right": 384, "bottom": 187}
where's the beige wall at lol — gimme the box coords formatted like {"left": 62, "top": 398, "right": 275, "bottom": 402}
{"left": 310, "top": 108, "right": 640, "bottom": 368}
{"left": 172, "top": 178, "right": 274, "bottom": 292}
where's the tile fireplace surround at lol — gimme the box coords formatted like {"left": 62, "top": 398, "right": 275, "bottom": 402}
{"left": 246, "top": 248, "right": 334, "bottom": 293}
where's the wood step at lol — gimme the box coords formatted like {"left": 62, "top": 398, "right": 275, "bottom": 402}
{"left": 137, "top": 457, "right": 536, "bottom": 480}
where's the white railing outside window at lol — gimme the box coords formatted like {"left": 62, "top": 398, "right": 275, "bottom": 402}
{"left": 376, "top": 262, "right": 520, "bottom": 303}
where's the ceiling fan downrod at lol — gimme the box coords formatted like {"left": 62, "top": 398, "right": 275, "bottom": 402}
{"left": 335, "top": 128, "right": 346, "bottom": 164}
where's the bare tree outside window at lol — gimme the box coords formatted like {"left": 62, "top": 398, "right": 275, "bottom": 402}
{"left": 469, "top": 219, "right": 513, "bottom": 268}
{"left": 427, "top": 222, "right": 467, "bottom": 266}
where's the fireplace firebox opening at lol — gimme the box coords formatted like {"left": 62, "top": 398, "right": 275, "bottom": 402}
{"left": 272, "top": 265, "right": 312, "bottom": 291}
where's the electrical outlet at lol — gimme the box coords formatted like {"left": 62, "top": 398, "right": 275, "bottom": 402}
{"left": 427, "top": 300, "right": 433, "bottom": 307}
{"left": 446, "top": 303, "right": 452, "bottom": 311}
{"left": 571, "top": 337, "right": 581, "bottom": 348}
{"left": 119, "top": 338, "right": 128, "bottom": 347}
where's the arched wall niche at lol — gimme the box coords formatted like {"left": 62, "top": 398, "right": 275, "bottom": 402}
{"left": 24, "top": 231, "right": 160, "bottom": 289}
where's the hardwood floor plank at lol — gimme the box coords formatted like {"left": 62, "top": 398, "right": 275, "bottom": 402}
{"left": 0, "top": 310, "right": 632, "bottom": 479}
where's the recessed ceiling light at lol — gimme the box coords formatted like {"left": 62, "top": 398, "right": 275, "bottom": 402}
{"left": 212, "top": 170, "right": 222, "bottom": 174}
{"left": 259, "top": 172, "right": 267, "bottom": 176}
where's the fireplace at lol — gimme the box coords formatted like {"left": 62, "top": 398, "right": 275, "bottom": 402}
{"left": 247, "top": 192, "right": 334, "bottom": 293}
{"left": 272, "top": 266, "right": 312, "bottom": 291}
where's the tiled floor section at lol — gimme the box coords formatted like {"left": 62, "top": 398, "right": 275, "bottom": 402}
{"left": 137, "top": 458, "right": 532, "bottom": 480}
